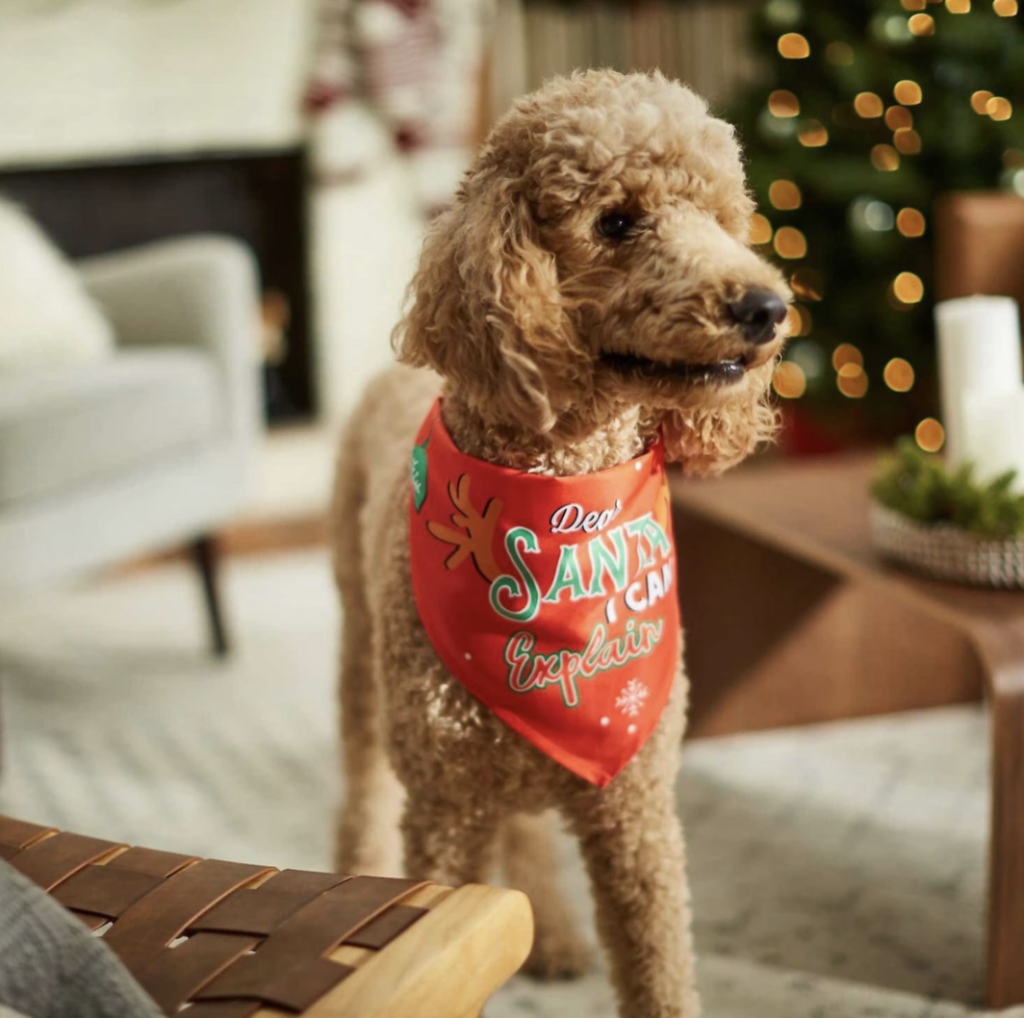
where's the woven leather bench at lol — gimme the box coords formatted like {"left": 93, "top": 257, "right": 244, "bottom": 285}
{"left": 0, "top": 816, "right": 533, "bottom": 1018}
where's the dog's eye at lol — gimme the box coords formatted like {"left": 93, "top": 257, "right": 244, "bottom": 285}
{"left": 596, "top": 212, "right": 636, "bottom": 242}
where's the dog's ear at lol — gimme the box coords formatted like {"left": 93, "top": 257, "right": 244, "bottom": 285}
{"left": 658, "top": 384, "right": 780, "bottom": 476}
{"left": 394, "top": 171, "right": 580, "bottom": 433}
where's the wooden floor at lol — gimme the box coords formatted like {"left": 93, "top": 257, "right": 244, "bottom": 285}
{"left": 222, "top": 512, "right": 330, "bottom": 556}
{"left": 120, "top": 514, "right": 328, "bottom": 575}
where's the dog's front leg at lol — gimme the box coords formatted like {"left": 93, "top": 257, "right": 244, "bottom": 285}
{"left": 566, "top": 754, "right": 699, "bottom": 1018}
{"left": 401, "top": 789, "right": 501, "bottom": 886}
{"left": 502, "top": 812, "right": 592, "bottom": 979}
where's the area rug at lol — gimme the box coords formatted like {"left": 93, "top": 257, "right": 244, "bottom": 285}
{"left": 0, "top": 550, "right": 1015, "bottom": 1017}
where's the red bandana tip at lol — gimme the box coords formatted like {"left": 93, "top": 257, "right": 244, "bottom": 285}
{"left": 408, "top": 399, "right": 680, "bottom": 787}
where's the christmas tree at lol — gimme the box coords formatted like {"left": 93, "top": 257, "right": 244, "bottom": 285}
{"left": 731, "top": 0, "right": 1024, "bottom": 452}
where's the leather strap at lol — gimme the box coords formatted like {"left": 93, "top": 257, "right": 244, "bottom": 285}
{"left": 8, "top": 832, "right": 123, "bottom": 891}
{"left": 1, "top": 816, "right": 434, "bottom": 1016}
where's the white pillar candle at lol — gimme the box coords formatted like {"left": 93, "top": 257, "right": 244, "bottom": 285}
{"left": 963, "top": 389, "right": 1024, "bottom": 492}
{"left": 935, "top": 296, "right": 1022, "bottom": 467}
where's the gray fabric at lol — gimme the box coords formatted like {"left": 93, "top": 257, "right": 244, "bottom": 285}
{"left": 0, "top": 234, "right": 261, "bottom": 593}
{"left": 0, "top": 443, "right": 245, "bottom": 594}
{"left": 0, "top": 349, "right": 221, "bottom": 506}
{"left": 78, "top": 236, "right": 261, "bottom": 449}
{"left": 0, "top": 860, "right": 162, "bottom": 1018}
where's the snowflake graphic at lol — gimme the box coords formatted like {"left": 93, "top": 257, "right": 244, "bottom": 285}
{"left": 616, "top": 678, "right": 649, "bottom": 717}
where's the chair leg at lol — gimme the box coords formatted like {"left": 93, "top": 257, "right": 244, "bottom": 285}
{"left": 190, "top": 535, "right": 230, "bottom": 657}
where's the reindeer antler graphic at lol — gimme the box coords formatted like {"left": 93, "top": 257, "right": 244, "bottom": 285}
{"left": 427, "top": 474, "right": 503, "bottom": 582}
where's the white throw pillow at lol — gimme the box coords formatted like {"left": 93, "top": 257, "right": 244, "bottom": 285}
{"left": 0, "top": 199, "right": 114, "bottom": 370}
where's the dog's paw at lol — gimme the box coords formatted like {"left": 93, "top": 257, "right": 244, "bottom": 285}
{"left": 522, "top": 933, "right": 593, "bottom": 981}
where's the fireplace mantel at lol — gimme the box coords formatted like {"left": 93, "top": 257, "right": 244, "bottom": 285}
{"left": 0, "top": 0, "right": 315, "bottom": 172}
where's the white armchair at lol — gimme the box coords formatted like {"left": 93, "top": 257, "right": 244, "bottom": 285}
{"left": 0, "top": 235, "right": 262, "bottom": 654}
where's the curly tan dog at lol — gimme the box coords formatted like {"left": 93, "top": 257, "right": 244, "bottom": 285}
{"left": 333, "top": 69, "right": 789, "bottom": 1018}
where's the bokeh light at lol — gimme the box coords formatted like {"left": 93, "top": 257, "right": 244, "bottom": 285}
{"left": 789, "top": 340, "right": 826, "bottom": 381}
{"left": 750, "top": 213, "right": 774, "bottom": 245}
{"left": 880, "top": 10, "right": 915, "bottom": 41}
{"left": 946, "top": 0, "right": 970, "bottom": 12}
{"left": 987, "top": 97, "right": 1013, "bottom": 121}
{"left": 825, "top": 42, "right": 854, "bottom": 65}
{"left": 884, "top": 357, "right": 916, "bottom": 391}
{"left": 785, "top": 304, "right": 812, "bottom": 336}
{"left": 971, "top": 90, "right": 994, "bottom": 114}
{"left": 871, "top": 144, "right": 901, "bottom": 171}
{"left": 769, "top": 180, "right": 803, "bottom": 210}
{"left": 773, "top": 361, "right": 807, "bottom": 399}
{"left": 902, "top": 0, "right": 927, "bottom": 8}
{"left": 768, "top": 90, "right": 801, "bottom": 117}
{"left": 791, "top": 267, "right": 824, "bottom": 300}
{"left": 774, "top": 226, "right": 808, "bottom": 259}
{"left": 885, "top": 106, "right": 913, "bottom": 130}
{"left": 837, "top": 363, "right": 869, "bottom": 398}
{"left": 788, "top": 341, "right": 826, "bottom": 384}
{"left": 798, "top": 120, "right": 829, "bottom": 147}
{"left": 892, "top": 271, "right": 925, "bottom": 303}
{"left": 785, "top": 306, "right": 801, "bottom": 335}
{"left": 859, "top": 199, "right": 895, "bottom": 231}
{"left": 908, "top": 13, "right": 935, "bottom": 34}
{"left": 778, "top": 33, "right": 811, "bottom": 58}
{"left": 832, "top": 343, "right": 863, "bottom": 370}
{"left": 897, "top": 208, "right": 927, "bottom": 237}
{"left": 855, "top": 92, "right": 884, "bottom": 118}
{"left": 915, "top": 418, "right": 945, "bottom": 452}
{"left": 894, "top": 80, "right": 923, "bottom": 105}
{"left": 765, "top": 0, "right": 802, "bottom": 26}
{"left": 994, "top": 0, "right": 1018, "bottom": 14}
{"left": 894, "top": 128, "right": 922, "bottom": 154}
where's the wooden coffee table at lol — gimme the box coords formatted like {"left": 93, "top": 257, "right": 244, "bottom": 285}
{"left": 670, "top": 454, "right": 1024, "bottom": 1008}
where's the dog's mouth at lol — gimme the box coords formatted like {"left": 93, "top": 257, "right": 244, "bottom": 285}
{"left": 599, "top": 351, "right": 749, "bottom": 385}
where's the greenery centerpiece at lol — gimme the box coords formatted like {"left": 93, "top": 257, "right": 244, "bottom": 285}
{"left": 871, "top": 437, "right": 1024, "bottom": 586}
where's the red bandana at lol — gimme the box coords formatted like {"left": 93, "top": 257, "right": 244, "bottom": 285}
{"left": 408, "top": 399, "right": 680, "bottom": 787}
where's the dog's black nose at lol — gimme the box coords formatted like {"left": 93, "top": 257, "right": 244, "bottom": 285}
{"left": 728, "top": 289, "right": 788, "bottom": 345}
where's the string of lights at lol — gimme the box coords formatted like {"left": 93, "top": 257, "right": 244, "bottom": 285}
{"left": 733, "top": 0, "right": 1022, "bottom": 451}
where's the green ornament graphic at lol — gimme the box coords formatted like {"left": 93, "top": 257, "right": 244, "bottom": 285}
{"left": 411, "top": 439, "right": 429, "bottom": 512}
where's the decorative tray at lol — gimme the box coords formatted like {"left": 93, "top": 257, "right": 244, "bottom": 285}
{"left": 870, "top": 501, "right": 1024, "bottom": 589}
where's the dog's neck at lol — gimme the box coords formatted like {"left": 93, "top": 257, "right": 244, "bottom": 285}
{"left": 441, "top": 389, "right": 657, "bottom": 476}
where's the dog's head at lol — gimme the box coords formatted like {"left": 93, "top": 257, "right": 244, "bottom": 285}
{"left": 395, "top": 69, "right": 791, "bottom": 474}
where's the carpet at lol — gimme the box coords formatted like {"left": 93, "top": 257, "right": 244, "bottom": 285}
{"left": 0, "top": 550, "right": 1016, "bottom": 1018}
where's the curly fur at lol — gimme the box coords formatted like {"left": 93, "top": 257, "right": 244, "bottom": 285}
{"left": 333, "top": 70, "right": 789, "bottom": 1018}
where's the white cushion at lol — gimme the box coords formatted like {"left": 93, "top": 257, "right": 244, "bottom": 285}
{"left": 0, "top": 348, "right": 223, "bottom": 506}
{"left": 0, "top": 199, "right": 114, "bottom": 370}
